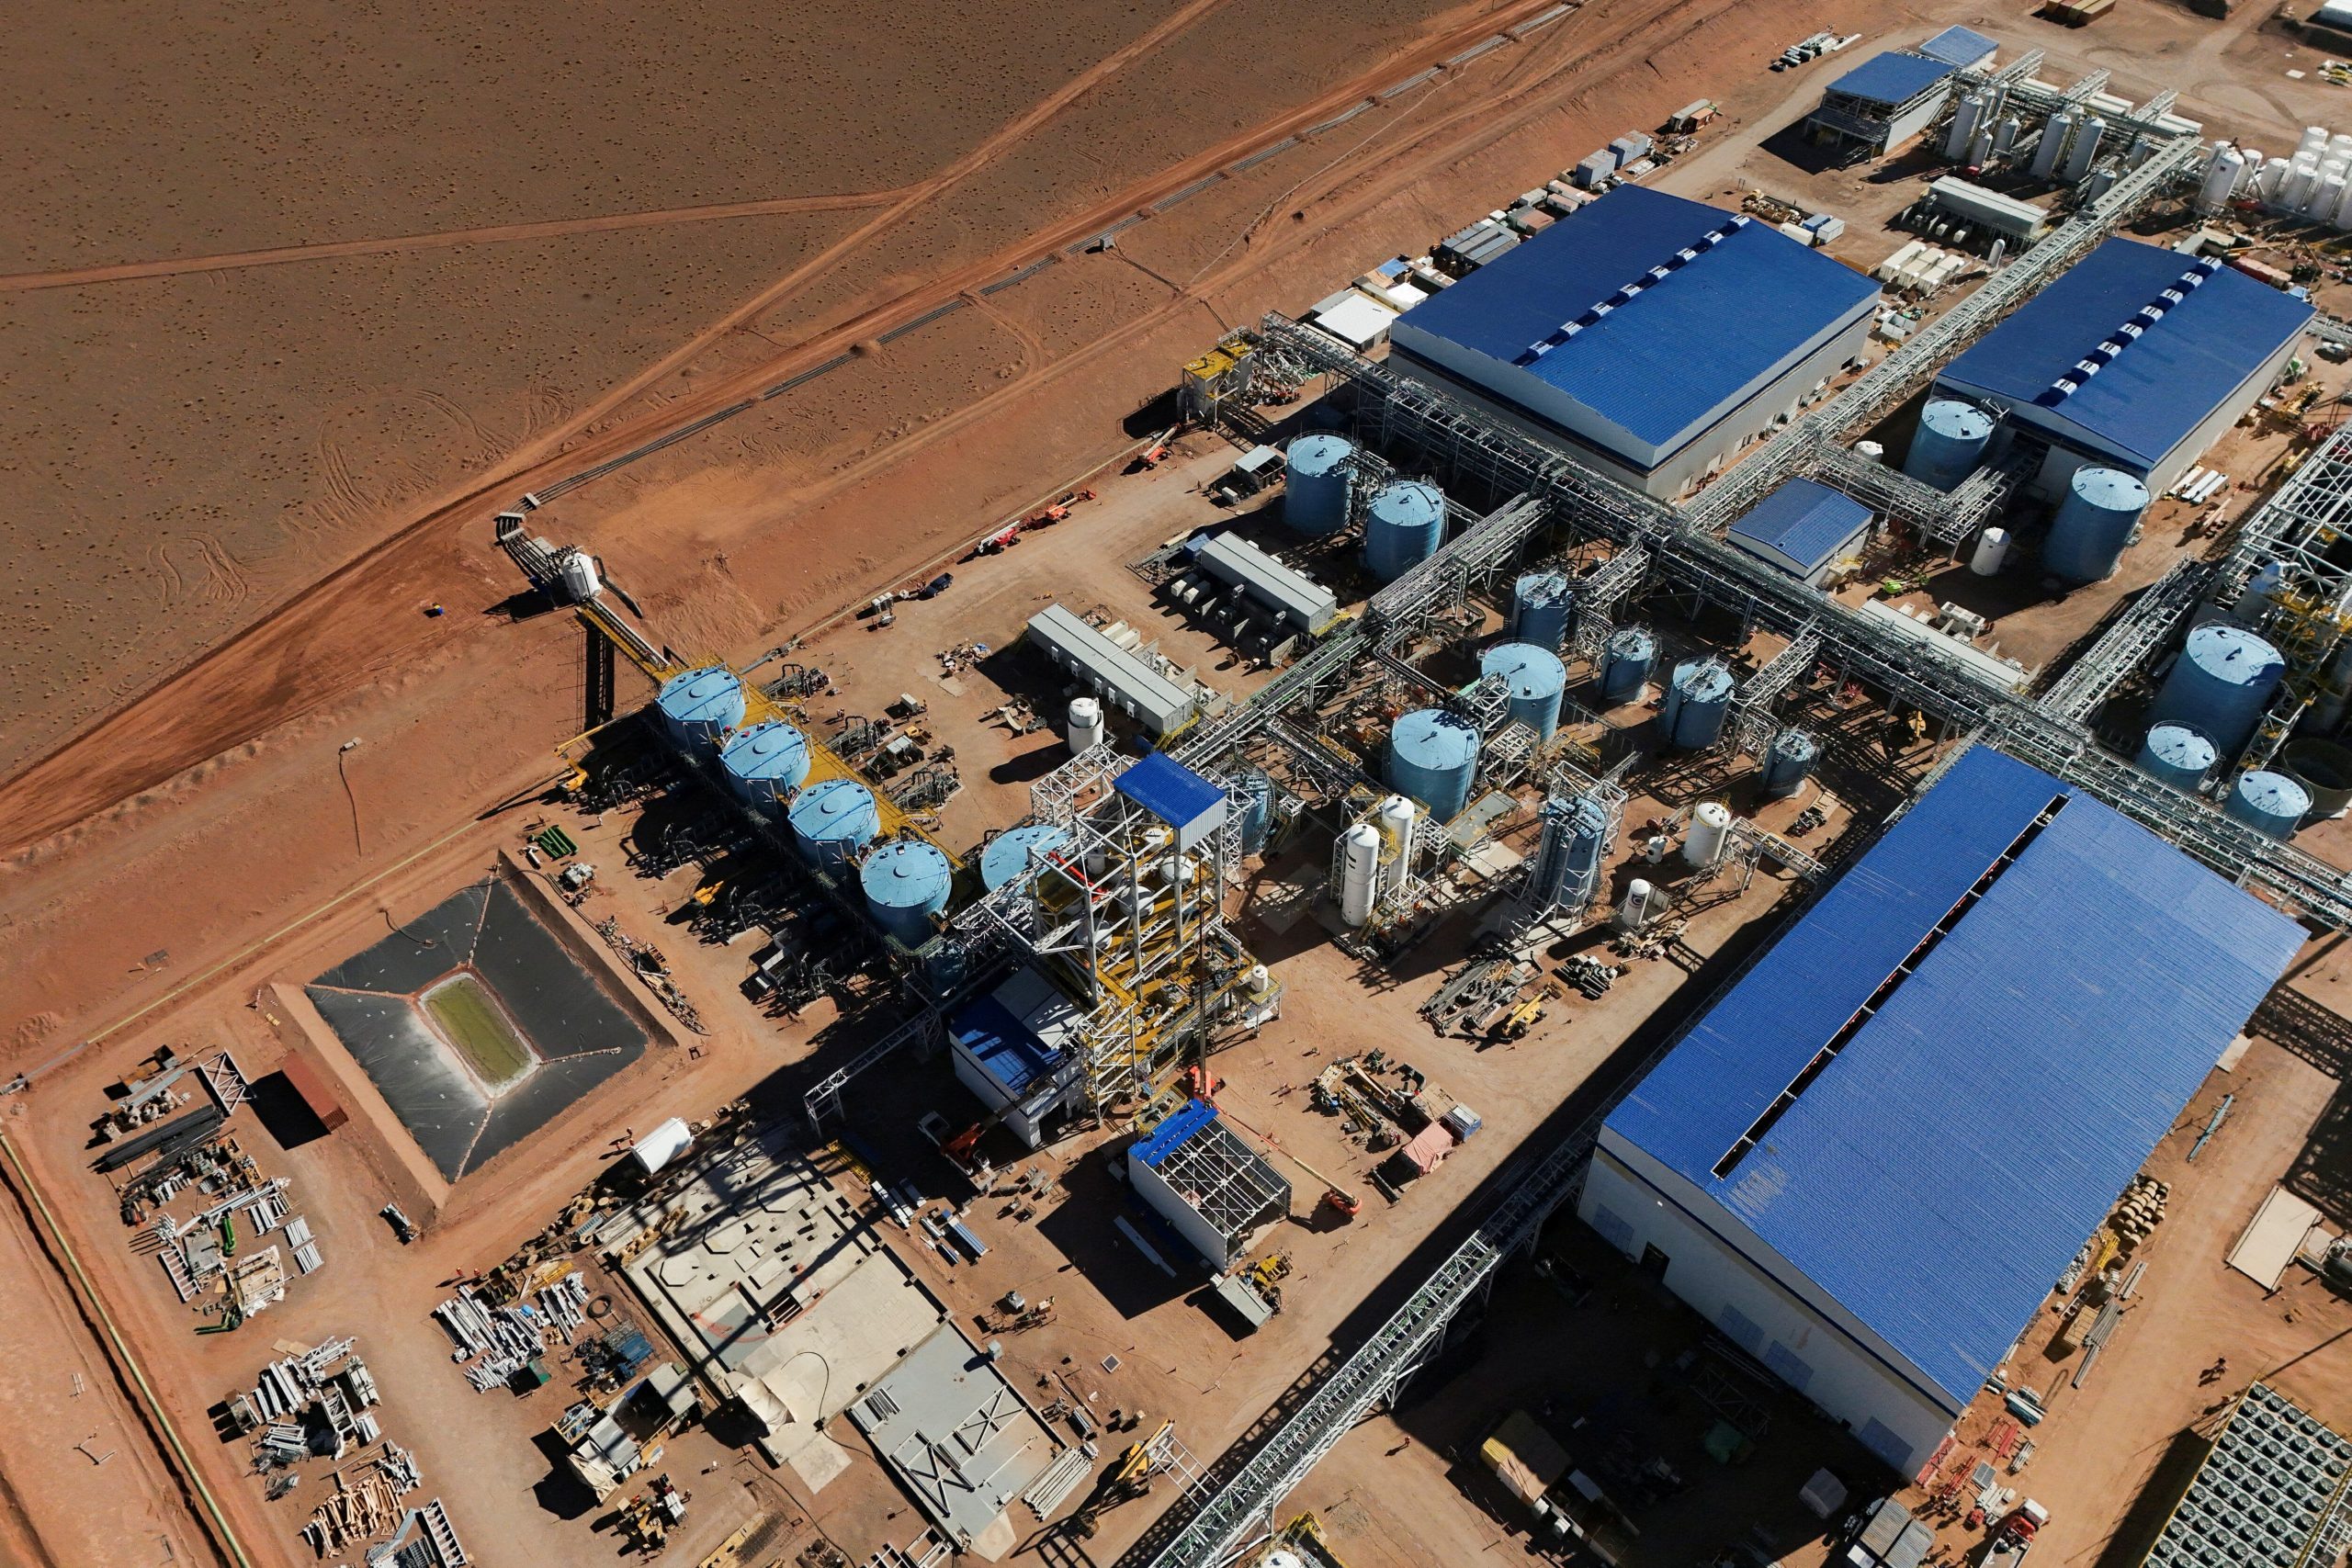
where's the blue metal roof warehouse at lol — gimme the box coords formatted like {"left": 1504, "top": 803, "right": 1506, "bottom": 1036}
{"left": 1726, "top": 477, "right": 1873, "bottom": 584}
{"left": 1933, "top": 239, "right": 2313, "bottom": 494}
{"left": 1584, "top": 748, "right": 2301, "bottom": 1468}
{"left": 1916, "top": 26, "right": 1997, "bottom": 69}
{"left": 1824, "top": 51, "right": 1956, "bottom": 108}
{"left": 1388, "top": 186, "right": 1881, "bottom": 495}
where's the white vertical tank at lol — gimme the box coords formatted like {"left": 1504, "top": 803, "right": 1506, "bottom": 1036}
{"left": 2061, "top": 118, "right": 2107, "bottom": 183}
{"left": 1967, "top": 126, "right": 1994, "bottom": 167}
{"left": 2333, "top": 176, "right": 2352, "bottom": 228}
{"left": 2030, "top": 112, "right": 2076, "bottom": 179}
{"left": 2198, "top": 146, "right": 2245, "bottom": 213}
{"left": 1971, "top": 526, "right": 2011, "bottom": 576}
{"left": 1683, "top": 803, "right": 1732, "bottom": 868}
{"left": 1993, "top": 117, "right": 2020, "bottom": 159}
{"left": 1617, "top": 879, "right": 1656, "bottom": 931}
{"left": 2285, "top": 157, "right": 2322, "bottom": 213}
{"left": 1067, "top": 695, "right": 1105, "bottom": 754}
{"left": 557, "top": 548, "right": 602, "bottom": 604}
{"left": 1340, "top": 824, "right": 1382, "bottom": 926}
{"left": 1375, "top": 795, "right": 1417, "bottom": 894}
{"left": 1945, "top": 96, "right": 1984, "bottom": 162}
{"left": 2257, "top": 157, "right": 2290, "bottom": 203}
{"left": 2235, "top": 149, "right": 2262, "bottom": 195}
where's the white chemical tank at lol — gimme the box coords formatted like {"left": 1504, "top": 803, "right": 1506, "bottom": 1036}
{"left": 2198, "top": 146, "right": 2245, "bottom": 213}
{"left": 1618, "top": 879, "right": 1656, "bottom": 931}
{"left": 556, "top": 548, "right": 602, "bottom": 604}
{"left": 2030, "top": 112, "right": 2076, "bottom": 179}
{"left": 1375, "top": 795, "right": 1418, "bottom": 893}
{"left": 1854, "top": 440, "right": 1885, "bottom": 462}
{"left": 2060, "top": 117, "right": 2106, "bottom": 183}
{"left": 1971, "top": 526, "right": 2011, "bottom": 576}
{"left": 1945, "top": 95, "right": 1984, "bottom": 161}
{"left": 1684, "top": 803, "right": 1732, "bottom": 868}
{"left": 1067, "top": 695, "right": 1105, "bottom": 755}
{"left": 1340, "top": 824, "right": 1382, "bottom": 926}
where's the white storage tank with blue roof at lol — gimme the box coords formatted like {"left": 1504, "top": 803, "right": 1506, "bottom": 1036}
{"left": 2043, "top": 467, "right": 2149, "bottom": 586}
{"left": 2147, "top": 624, "right": 2286, "bottom": 755}
{"left": 1600, "top": 627, "right": 1657, "bottom": 705}
{"left": 1527, "top": 795, "right": 1611, "bottom": 912}
{"left": 656, "top": 665, "right": 747, "bottom": 752}
{"left": 2228, "top": 770, "right": 2310, "bottom": 840}
{"left": 1903, "top": 400, "right": 1994, "bottom": 491}
{"left": 1363, "top": 479, "right": 1446, "bottom": 582}
{"left": 1661, "top": 657, "right": 1736, "bottom": 750}
{"left": 718, "top": 719, "right": 810, "bottom": 813}
{"left": 1385, "top": 707, "right": 1480, "bottom": 821}
{"left": 979, "top": 823, "right": 1071, "bottom": 891}
{"left": 789, "top": 777, "right": 879, "bottom": 872}
{"left": 1760, "top": 728, "right": 1820, "bottom": 799}
{"left": 1479, "top": 642, "right": 1569, "bottom": 739}
{"left": 1284, "top": 434, "right": 1354, "bottom": 537}
{"left": 1511, "top": 571, "right": 1574, "bottom": 651}
{"left": 861, "top": 839, "right": 955, "bottom": 944}
{"left": 2137, "top": 723, "right": 2217, "bottom": 793}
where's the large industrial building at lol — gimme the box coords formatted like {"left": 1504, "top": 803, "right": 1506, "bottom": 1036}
{"left": 1804, "top": 51, "right": 1962, "bottom": 157}
{"left": 1578, "top": 749, "right": 2302, "bottom": 1474}
{"left": 1929, "top": 239, "right": 2314, "bottom": 497}
{"left": 1387, "top": 186, "right": 1881, "bottom": 496}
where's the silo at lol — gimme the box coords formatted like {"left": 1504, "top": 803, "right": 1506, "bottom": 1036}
{"left": 789, "top": 777, "right": 879, "bottom": 872}
{"left": 861, "top": 839, "right": 954, "bottom": 945}
{"left": 1903, "top": 400, "right": 1994, "bottom": 491}
{"left": 2227, "top": 771, "right": 2311, "bottom": 840}
{"left": 2042, "top": 467, "right": 2150, "bottom": 586}
{"left": 1683, "top": 802, "right": 1733, "bottom": 868}
{"left": 718, "top": 719, "right": 810, "bottom": 813}
{"left": 1479, "top": 642, "right": 1569, "bottom": 739}
{"left": 2030, "top": 112, "right": 2076, "bottom": 179}
{"left": 1760, "top": 728, "right": 1819, "bottom": 799}
{"left": 1236, "top": 768, "right": 1276, "bottom": 854}
{"left": 1375, "top": 795, "right": 1418, "bottom": 893}
{"left": 1971, "top": 526, "right": 2011, "bottom": 576}
{"left": 1511, "top": 571, "right": 1574, "bottom": 652}
{"left": 980, "top": 822, "right": 1071, "bottom": 891}
{"left": 1993, "top": 116, "right": 2020, "bottom": 159}
{"left": 1600, "top": 627, "right": 1656, "bottom": 705}
{"left": 2060, "top": 117, "right": 2106, "bottom": 183}
{"left": 1944, "top": 95, "right": 1984, "bottom": 162}
{"left": 655, "top": 665, "right": 747, "bottom": 753}
{"left": 1284, "top": 434, "right": 1355, "bottom": 537}
{"left": 1339, "top": 824, "right": 1382, "bottom": 926}
{"left": 2137, "top": 723, "right": 2218, "bottom": 793}
{"left": 1067, "top": 695, "right": 1106, "bottom": 755}
{"left": 1526, "top": 795, "right": 1610, "bottom": 914}
{"left": 2146, "top": 625, "right": 2287, "bottom": 754}
{"left": 1660, "top": 658, "right": 1736, "bottom": 750}
{"left": 1363, "top": 480, "right": 1446, "bottom": 581}
{"left": 1385, "top": 707, "right": 1480, "bottom": 821}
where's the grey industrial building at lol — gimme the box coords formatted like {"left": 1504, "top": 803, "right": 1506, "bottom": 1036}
{"left": 1805, "top": 51, "right": 1961, "bottom": 156}
{"left": 1191, "top": 533, "right": 1340, "bottom": 635}
{"left": 1024, "top": 603, "right": 1196, "bottom": 738}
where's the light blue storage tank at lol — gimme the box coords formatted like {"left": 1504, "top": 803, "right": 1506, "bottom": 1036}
{"left": 1479, "top": 642, "right": 1569, "bottom": 739}
{"left": 2227, "top": 770, "right": 2310, "bottom": 840}
{"left": 1904, "top": 399, "right": 1995, "bottom": 491}
{"left": 1385, "top": 707, "right": 1480, "bottom": 821}
{"left": 1284, "top": 434, "right": 1354, "bottom": 538}
{"left": 1660, "top": 658, "right": 1736, "bottom": 750}
{"left": 1236, "top": 767, "right": 1275, "bottom": 854}
{"left": 718, "top": 720, "right": 810, "bottom": 813}
{"left": 1511, "top": 572, "right": 1574, "bottom": 652}
{"left": 656, "top": 665, "right": 747, "bottom": 752}
{"left": 1527, "top": 795, "right": 1610, "bottom": 913}
{"left": 1760, "top": 728, "right": 1819, "bottom": 799}
{"left": 2147, "top": 625, "right": 2286, "bottom": 755}
{"left": 861, "top": 839, "right": 955, "bottom": 945}
{"left": 1600, "top": 626, "right": 1656, "bottom": 705}
{"left": 1363, "top": 480, "right": 1446, "bottom": 582}
{"left": 2136, "top": 722, "right": 2217, "bottom": 793}
{"left": 789, "top": 778, "right": 879, "bottom": 872}
{"left": 979, "top": 823, "right": 1071, "bottom": 891}
{"left": 2043, "top": 467, "right": 2150, "bottom": 586}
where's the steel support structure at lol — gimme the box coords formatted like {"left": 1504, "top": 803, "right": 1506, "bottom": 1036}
{"left": 2036, "top": 558, "right": 2213, "bottom": 723}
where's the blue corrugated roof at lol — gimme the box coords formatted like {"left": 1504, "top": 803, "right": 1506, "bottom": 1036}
{"left": 1133, "top": 1099, "right": 1219, "bottom": 1168}
{"left": 1917, "top": 25, "right": 1996, "bottom": 66}
{"left": 1938, "top": 239, "right": 2314, "bottom": 468}
{"left": 1727, "top": 477, "right": 1873, "bottom": 576}
{"left": 1605, "top": 748, "right": 2303, "bottom": 1407}
{"left": 1394, "top": 186, "right": 1880, "bottom": 451}
{"left": 949, "top": 995, "right": 1065, "bottom": 1098}
{"left": 1116, "top": 752, "right": 1225, "bottom": 831}
{"left": 1826, "top": 51, "right": 1956, "bottom": 107}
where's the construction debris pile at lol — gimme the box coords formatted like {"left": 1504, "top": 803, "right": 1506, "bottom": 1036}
{"left": 591, "top": 916, "right": 707, "bottom": 1033}
{"left": 231, "top": 1337, "right": 383, "bottom": 1461}
{"left": 433, "top": 1271, "right": 590, "bottom": 1392}
{"left": 301, "top": 1444, "right": 422, "bottom": 1556}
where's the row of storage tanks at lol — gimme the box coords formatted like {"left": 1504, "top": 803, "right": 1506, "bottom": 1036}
{"left": 1285, "top": 434, "right": 1448, "bottom": 582}
{"left": 2199, "top": 128, "right": 2352, "bottom": 229}
{"left": 1905, "top": 400, "right": 2152, "bottom": 586}
{"left": 653, "top": 665, "right": 955, "bottom": 945}
{"left": 1945, "top": 94, "right": 2112, "bottom": 186}
{"left": 2130, "top": 621, "right": 2352, "bottom": 840}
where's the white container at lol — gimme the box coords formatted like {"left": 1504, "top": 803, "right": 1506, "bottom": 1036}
{"left": 1618, "top": 878, "right": 1656, "bottom": 931}
{"left": 1375, "top": 795, "right": 1418, "bottom": 894}
{"left": 1971, "top": 526, "right": 2011, "bottom": 576}
{"left": 1684, "top": 802, "right": 1732, "bottom": 868}
{"left": 1340, "top": 824, "right": 1381, "bottom": 926}
{"left": 1067, "top": 695, "right": 1105, "bottom": 755}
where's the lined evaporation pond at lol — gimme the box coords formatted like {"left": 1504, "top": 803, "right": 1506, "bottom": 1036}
{"left": 420, "top": 972, "right": 538, "bottom": 1091}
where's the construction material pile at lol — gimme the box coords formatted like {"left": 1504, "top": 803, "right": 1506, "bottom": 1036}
{"left": 300, "top": 1444, "right": 422, "bottom": 1557}
{"left": 232, "top": 1337, "right": 385, "bottom": 1461}
{"left": 433, "top": 1271, "right": 589, "bottom": 1392}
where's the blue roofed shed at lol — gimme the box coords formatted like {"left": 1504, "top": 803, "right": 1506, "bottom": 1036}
{"left": 1727, "top": 477, "right": 1874, "bottom": 584}
{"left": 948, "top": 966, "right": 1080, "bottom": 1148}
{"left": 1126, "top": 1100, "right": 1292, "bottom": 1269}
{"left": 1581, "top": 748, "right": 2301, "bottom": 1472}
{"left": 1916, "top": 26, "right": 1997, "bottom": 68}
{"left": 1116, "top": 751, "right": 1229, "bottom": 851}
{"left": 1825, "top": 51, "right": 1956, "bottom": 108}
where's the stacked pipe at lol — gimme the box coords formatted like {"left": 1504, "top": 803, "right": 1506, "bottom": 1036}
{"left": 433, "top": 1288, "right": 549, "bottom": 1391}
{"left": 537, "top": 1271, "right": 591, "bottom": 1342}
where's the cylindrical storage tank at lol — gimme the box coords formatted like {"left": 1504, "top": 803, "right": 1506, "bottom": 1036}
{"left": 1760, "top": 728, "right": 1819, "bottom": 799}
{"left": 1684, "top": 802, "right": 1732, "bottom": 868}
{"left": 1237, "top": 768, "right": 1275, "bottom": 855}
{"left": 2235, "top": 149, "right": 2262, "bottom": 195}
{"left": 1511, "top": 571, "right": 1574, "bottom": 652}
{"left": 860, "top": 839, "right": 953, "bottom": 945}
{"left": 1971, "top": 526, "right": 2012, "bottom": 577}
{"left": 2285, "top": 739, "right": 2352, "bottom": 818}
{"left": 2257, "top": 156, "right": 2290, "bottom": 203}
{"left": 2228, "top": 771, "right": 2311, "bottom": 840}
{"left": 1993, "top": 116, "right": 2021, "bottom": 159}
{"left": 2030, "top": 113, "right": 2076, "bottom": 179}
{"left": 1375, "top": 795, "right": 1418, "bottom": 893}
{"left": 1067, "top": 695, "right": 1106, "bottom": 755}
{"left": 1660, "top": 658, "right": 1736, "bottom": 750}
{"left": 1966, "top": 127, "right": 1994, "bottom": 168}
{"left": 788, "top": 778, "right": 879, "bottom": 872}
{"left": 1479, "top": 642, "right": 1569, "bottom": 739}
{"left": 1527, "top": 795, "right": 1610, "bottom": 913}
{"left": 558, "top": 549, "right": 603, "bottom": 604}
{"left": 2061, "top": 117, "right": 2106, "bottom": 183}
{"left": 2137, "top": 723, "right": 2218, "bottom": 793}
{"left": 1904, "top": 400, "right": 1995, "bottom": 491}
{"left": 1854, "top": 440, "right": 1886, "bottom": 462}
{"left": 1618, "top": 878, "right": 1656, "bottom": 931}
{"left": 1600, "top": 626, "right": 1656, "bottom": 705}
{"left": 1283, "top": 434, "right": 1354, "bottom": 537}
{"left": 1945, "top": 95, "right": 1984, "bottom": 161}
{"left": 980, "top": 822, "right": 1072, "bottom": 891}
{"left": 1385, "top": 707, "right": 1480, "bottom": 821}
{"left": 655, "top": 665, "right": 747, "bottom": 753}
{"left": 2147, "top": 625, "right": 2287, "bottom": 755}
{"left": 1339, "top": 824, "right": 1382, "bottom": 926}
{"left": 718, "top": 719, "right": 811, "bottom": 813}
{"left": 1363, "top": 480, "right": 1446, "bottom": 582}
{"left": 2043, "top": 467, "right": 2150, "bottom": 586}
